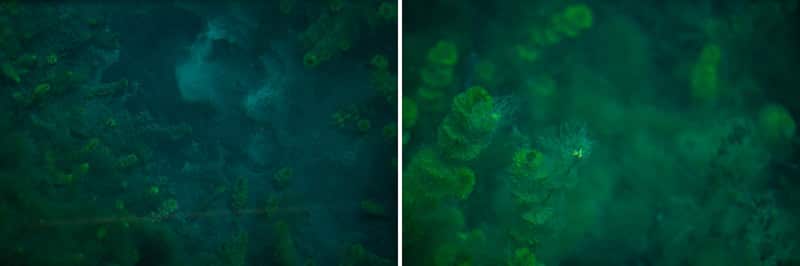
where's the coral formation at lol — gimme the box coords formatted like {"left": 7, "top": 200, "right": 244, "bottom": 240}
{"left": 437, "top": 86, "right": 500, "bottom": 161}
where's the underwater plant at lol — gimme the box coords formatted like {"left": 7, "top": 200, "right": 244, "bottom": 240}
{"left": 437, "top": 86, "right": 500, "bottom": 161}
{"left": 404, "top": 148, "right": 476, "bottom": 204}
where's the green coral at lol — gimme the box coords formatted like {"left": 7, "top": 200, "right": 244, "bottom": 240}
{"left": 510, "top": 148, "right": 544, "bottom": 178}
{"left": 551, "top": 4, "right": 594, "bottom": 38}
{"left": 437, "top": 86, "right": 499, "bottom": 161}
{"left": 405, "top": 148, "right": 476, "bottom": 204}
{"left": 419, "top": 40, "right": 459, "bottom": 91}
{"left": 427, "top": 40, "right": 459, "bottom": 66}
{"left": 520, "top": 4, "right": 594, "bottom": 62}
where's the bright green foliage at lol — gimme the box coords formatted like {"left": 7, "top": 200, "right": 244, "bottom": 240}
{"left": 437, "top": 86, "right": 499, "bottom": 161}
{"left": 403, "top": 97, "right": 418, "bottom": 129}
{"left": 427, "top": 41, "right": 459, "bottom": 66}
{"left": 405, "top": 148, "right": 476, "bottom": 204}
{"left": 757, "top": 103, "right": 796, "bottom": 144}
{"left": 690, "top": 43, "right": 722, "bottom": 101}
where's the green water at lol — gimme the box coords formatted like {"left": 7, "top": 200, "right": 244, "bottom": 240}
{"left": 402, "top": 0, "right": 799, "bottom": 265}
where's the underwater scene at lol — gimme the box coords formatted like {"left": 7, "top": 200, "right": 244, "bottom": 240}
{"left": 403, "top": 0, "right": 798, "bottom": 265}
{"left": 1, "top": 1, "right": 396, "bottom": 265}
